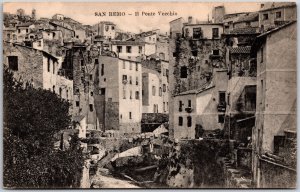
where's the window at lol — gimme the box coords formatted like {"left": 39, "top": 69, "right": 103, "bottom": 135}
{"left": 218, "top": 114, "right": 225, "bottom": 123}
{"left": 163, "top": 102, "right": 165, "bottom": 112}
{"left": 117, "top": 46, "right": 122, "bottom": 53}
{"left": 95, "top": 59, "right": 99, "bottom": 65}
{"left": 130, "top": 62, "right": 132, "bottom": 70}
{"left": 135, "top": 91, "right": 139, "bottom": 99}
{"left": 263, "top": 13, "right": 268, "bottom": 20}
{"left": 212, "top": 28, "right": 219, "bottom": 39}
{"left": 129, "top": 76, "right": 132, "bottom": 84}
{"left": 66, "top": 90, "right": 69, "bottom": 99}
{"left": 180, "top": 66, "right": 188, "bottom": 78}
{"left": 53, "top": 61, "right": 55, "bottom": 74}
{"left": 130, "top": 90, "right": 132, "bottom": 99}
{"left": 126, "top": 46, "right": 132, "bottom": 53}
{"left": 38, "top": 40, "right": 41, "bottom": 47}
{"left": 129, "top": 112, "right": 132, "bottom": 119}
{"left": 275, "top": 11, "right": 282, "bottom": 19}
{"left": 179, "top": 100, "right": 182, "bottom": 112}
{"left": 187, "top": 116, "right": 192, "bottom": 127}
{"left": 122, "top": 75, "right": 127, "bottom": 81}
{"left": 260, "top": 47, "right": 263, "bottom": 63}
{"left": 163, "top": 84, "right": 166, "bottom": 92}
{"left": 136, "top": 63, "right": 138, "bottom": 71}
{"left": 18, "top": 29, "right": 20, "bottom": 33}
{"left": 123, "top": 90, "right": 126, "bottom": 99}
{"left": 105, "top": 25, "right": 109, "bottom": 31}
{"left": 159, "top": 53, "right": 165, "bottom": 60}
{"left": 112, "top": 26, "right": 115, "bottom": 30}
{"left": 136, "top": 77, "right": 138, "bottom": 85}
{"left": 89, "top": 104, "right": 93, "bottom": 112}
{"left": 53, "top": 85, "right": 56, "bottom": 93}
{"left": 138, "top": 46, "right": 142, "bottom": 54}
{"left": 90, "top": 91, "right": 93, "bottom": 96}
{"left": 152, "top": 86, "right": 156, "bottom": 96}
{"left": 188, "top": 100, "right": 191, "bottom": 107}
{"left": 153, "top": 104, "right": 157, "bottom": 113}
{"left": 123, "top": 61, "right": 126, "bottom": 69}
{"left": 159, "top": 87, "right": 162, "bottom": 96}
{"left": 76, "top": 101, "right": 80, "bottom": 107}
{"left": 101, "top": 64, "right": 104, "bottom": 76}
{"left": 193, "top": 27, "right": 203, "bottom": 39}
{"left": 219, "top": 91, "right": 226, "bottom": 104}
{"left": 178, "top": 116, "right": 183, "bottom": 126}
{"left": 45, "top": 57, "right": 50, "bottom": 72}
{"left": 59, "top": 87, "right": 62, "bottom": 97}
{"left": 100, "top": 88, "right": 106, "bottom": 95}
{"left": 7, "top": 56, "right": 18, "bottom": 71}
{"left": 213, "top": 50, "right": 219, "bottom": 55}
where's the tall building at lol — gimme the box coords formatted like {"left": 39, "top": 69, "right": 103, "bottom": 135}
{"left": 95, "top": 55, "right": 143, "bottom": 136}
{"left": 168, "top": 17, "right": 226, "bottom": 139}
{"left": 251, "top": 21, "right": 296, "bottom": 188}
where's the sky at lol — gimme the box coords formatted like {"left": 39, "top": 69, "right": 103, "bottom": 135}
{"left": 4, "top": 2, "right": 261, "bottom": 34}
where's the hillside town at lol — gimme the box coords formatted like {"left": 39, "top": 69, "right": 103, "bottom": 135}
{"left": 3, "top": 2, "right": 297, "bottom": 189}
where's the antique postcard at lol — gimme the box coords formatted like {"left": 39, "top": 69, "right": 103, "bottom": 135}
{"left": 3, "top": 1, "right": 297, "bottom": 189}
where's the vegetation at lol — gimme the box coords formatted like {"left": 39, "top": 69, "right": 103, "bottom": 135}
{"left": 3, "top": 67, "right": 85, "bottom": 188}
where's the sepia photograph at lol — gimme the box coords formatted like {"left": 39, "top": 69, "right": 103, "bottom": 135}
{"left": 2, "top": 1, "right": 297, "bottom": 189}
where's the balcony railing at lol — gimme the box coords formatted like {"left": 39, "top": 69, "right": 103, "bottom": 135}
{"left": 217, "top": 102, "right": 226, "bottom": 112}
{"left": 185, "top": 107, "right": 193, "bottom": 113}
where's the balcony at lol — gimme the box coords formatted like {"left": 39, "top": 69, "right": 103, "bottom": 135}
{"left": 217, "top": 102, "right": 226, "bottom": 112}
{"left": 185, "top": 107, "right": 193, "bottom": 113}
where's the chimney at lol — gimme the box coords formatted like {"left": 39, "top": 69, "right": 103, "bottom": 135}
{"left": 188, "top": 16, "right": 193, "bottom": 24}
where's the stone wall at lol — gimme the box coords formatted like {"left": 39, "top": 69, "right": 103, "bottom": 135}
{"left": 3, "top": 42, "right": 44, "bottom": 88}
{"left": 259, "top": 159, "right": 296, "bottom": 188}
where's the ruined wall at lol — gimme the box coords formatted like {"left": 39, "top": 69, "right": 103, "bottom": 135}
{"left": 172, "top": 38, "right": 225, "bottom": 95}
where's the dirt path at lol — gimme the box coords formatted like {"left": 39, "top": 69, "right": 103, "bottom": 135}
{"left": 91, "top": 173, "right": 140, "bottom": 188}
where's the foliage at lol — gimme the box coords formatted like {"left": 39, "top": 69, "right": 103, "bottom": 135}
{"left": 3, "top": 67, "right": 84, "bottom": 188}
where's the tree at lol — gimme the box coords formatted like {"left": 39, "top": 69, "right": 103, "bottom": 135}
{"left": 3, "top": 67, "right": 85, "bottom": 188}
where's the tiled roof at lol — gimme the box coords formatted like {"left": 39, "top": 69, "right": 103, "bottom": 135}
{"left": 175, "top": 81, "right": 215, "bottom": 96}
{"left": 230, "top": 27, "right": 259, "bottom": 34}
{"left": 229, "top": 46, "right": 251, "bottom": 54}
{"left": 260, "top": 2, "right": 296, "bottom": 12}
{"left": 111, "top": 40, "right": 145, "bottom": 46}
{"left": 235, "top": 12, "right": 259, "bottom": 23}
{"left": 16, "top": 22, "right": 33, "bottom": 27}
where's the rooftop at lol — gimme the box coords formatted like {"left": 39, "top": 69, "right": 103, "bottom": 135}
{"left": 229, "top": 46, "right": 252, "bottom": 54}
{"left": 260, "top": 2, "right": 296, "bottom": 12}
{"left": 229, "top": 27, "right": 259, "bottom": 35}
{"left": 175, "top": 81, "right": 215, "bottom": 96}
{"left": 235, "top": 12, "right": 259, "bottom": 23}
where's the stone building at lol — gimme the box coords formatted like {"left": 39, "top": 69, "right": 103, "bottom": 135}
{"left": 95, "top": 55, "right": 142, "bottom": 136}
{"left": 3, "top": 42, "right": 73, "bottom": 102}
{"left": 172, "top": 69, "right": 227, "bottom": 139}
{"left": 92, "top": 21, "right": 117, "bottom": 40}
{"left": 168, "top": 18, "right": 226, "bottom": 139}
{"left": 66, "top": 45, "right": 100, "bottom": 131}
{"left": 251, "top": 21, "right": 296, "bottom": 188}
{"left": 258, "top": 2, "right": 296, "bottom": 32}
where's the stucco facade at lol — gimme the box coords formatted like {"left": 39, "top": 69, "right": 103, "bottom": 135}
{"left": 97, "top": 56, "right": 142, "bottom": 135}
{"left": 252, "top": 22, "right": 296, "bottom": 188}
